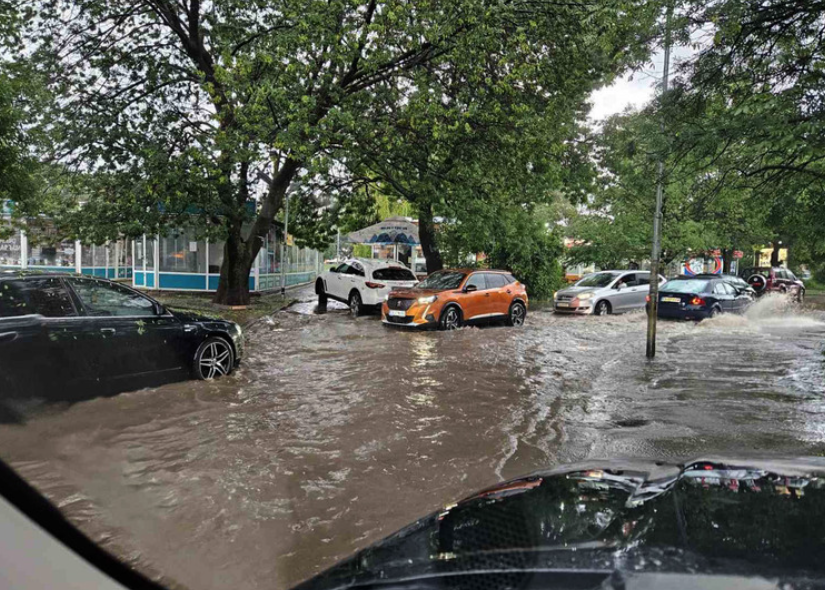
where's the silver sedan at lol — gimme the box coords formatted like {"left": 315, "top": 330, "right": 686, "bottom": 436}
{"left": 554, "top": 270, "right": 666, "bottom": 315}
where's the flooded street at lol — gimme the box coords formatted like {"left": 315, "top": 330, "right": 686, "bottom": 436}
{"left": 1, "top": 288, "right": 825, "bottom": 590}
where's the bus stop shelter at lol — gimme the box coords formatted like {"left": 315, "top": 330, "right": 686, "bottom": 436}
{"left": 347, "top": 217, "right": 423, "bottom": 271}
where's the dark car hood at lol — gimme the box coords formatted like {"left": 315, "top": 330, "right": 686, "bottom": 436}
{"left": 295, "top": 457, "right": 825, "bottom": 590}
{"left": 168, "top": 308, "right": 231, "bottom": 324}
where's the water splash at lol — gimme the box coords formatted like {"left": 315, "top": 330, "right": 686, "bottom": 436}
{"left": 698, "top": 294, "right": 825, "bottom": 332}
{"left": 745, "top": 293, "right": 797, "bottom": 319}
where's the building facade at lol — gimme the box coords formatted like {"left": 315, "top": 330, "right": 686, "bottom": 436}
{"left": 132, "top": 227, "right": 322, "bottom": 292}
{"left": 1, "top": 219, "right": 322, "bottom": 292}
{"left": 0, "top": 226, "right": 131, "bottom": 279}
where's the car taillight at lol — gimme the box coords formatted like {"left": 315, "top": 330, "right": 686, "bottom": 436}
{"left": 365, "top": 282, "right": 385, "bottom": 289}
{"left": 689, "top": 296, "right": 705, "bottom": 305}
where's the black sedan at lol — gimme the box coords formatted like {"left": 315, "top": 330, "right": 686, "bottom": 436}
{"left": 693, "top": 272, "right": 756, "bottom": 299}
{"left": 653, "top": 276, "right": 752, "bottom": 320}
{"left": 0, "top": 271, "right": 243, "bottom": 400}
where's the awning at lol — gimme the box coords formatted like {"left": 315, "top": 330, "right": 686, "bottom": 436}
{"left": 347, "top": 217, "right": 419, "bottom": 245}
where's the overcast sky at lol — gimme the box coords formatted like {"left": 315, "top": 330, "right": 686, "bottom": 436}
{"left": 588, "top": 43, "right": 699, "bottom": 123}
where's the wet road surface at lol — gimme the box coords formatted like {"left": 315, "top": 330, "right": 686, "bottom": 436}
{"left": 0, "top": 288, "right": 824, "bottom": 589}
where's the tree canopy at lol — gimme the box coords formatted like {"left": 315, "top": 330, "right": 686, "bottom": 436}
{"left": 567, "top": 0, "right": 825, "bottom": 275}
{"left": 567, "top": 107, "right": 769, "bottom": 271}
{"left": 6, "top": 0, "right": 663, "bottom": 302}
{"left": 0, "top": 74, "right": 38, "bottom": 232}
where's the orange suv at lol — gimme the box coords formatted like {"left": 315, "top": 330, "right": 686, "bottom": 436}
{"left": 382, "top": 269, "right": 528, "bottom": 330}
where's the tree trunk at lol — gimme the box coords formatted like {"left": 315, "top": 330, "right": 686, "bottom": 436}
{"left": 214, "top": 221, "right": 253, "bottom": 305}
{"left": 213, "top": 159, "right": 302, "bottom": 305}
{"left": 770, "top": 242, "right": 781, "bottom": 267}
{"left": 418, "top": 201, "right": 443, "bottom": 274}
{"left": 722, "top": 248, "right": 731, "bottom": 273}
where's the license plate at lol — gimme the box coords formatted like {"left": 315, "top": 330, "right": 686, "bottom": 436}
{"left": 388, "top": 310, "right": 406, "bottom": 317}
{"left": 556, "top": 302, "right": 570, "bottom": 308}
{"left": 662, "top": 297, "right": 681, "bottom": 303}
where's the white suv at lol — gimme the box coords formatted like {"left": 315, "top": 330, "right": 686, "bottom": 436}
{"left": 316, "top": 259, "right": 418, "bottom": 316}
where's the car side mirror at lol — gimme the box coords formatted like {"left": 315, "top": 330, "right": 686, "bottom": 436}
{"left": 154, "top": 303, "right": 166, "bottom": 316}
{"left": 464, "top": 284, "right": 478, "bottom": 293}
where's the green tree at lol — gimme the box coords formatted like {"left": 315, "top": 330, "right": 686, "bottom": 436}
{"left": 567, "top": 107, "right": 769, "bottom": 271}
{"left": 10, "top": 0, "right": 662, "bottom": 303}
{"left": 337, "top": 1, "right": 659, "bottom": 275}
{"left": 0, "top": 73, "right": 38, "bottom": 232}
{"left": 652, "top": 0, "right": 825, "bottom": 269}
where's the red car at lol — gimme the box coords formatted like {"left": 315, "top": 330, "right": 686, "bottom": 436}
{"left": 740, "top": 267, "right": 805, "bottom": 302}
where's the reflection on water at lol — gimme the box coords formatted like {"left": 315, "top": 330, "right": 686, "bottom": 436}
{"left": 0, "top": 288, "right": 823, "bottom": 590}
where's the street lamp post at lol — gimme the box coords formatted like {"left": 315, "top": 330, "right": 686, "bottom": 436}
{"left": 646, "top": 3, "right": 673, "bottom": 359}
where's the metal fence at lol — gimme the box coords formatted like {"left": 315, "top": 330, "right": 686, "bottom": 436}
{"left": 132, "top": 229, "right": 322, "bottom": 292}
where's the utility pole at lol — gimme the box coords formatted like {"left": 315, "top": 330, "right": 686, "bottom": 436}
{"left": 646, "top": 3, "right": 673, "bottom": 359}
{"left": 280, "top": 191, "right": 290, "bottom": 295}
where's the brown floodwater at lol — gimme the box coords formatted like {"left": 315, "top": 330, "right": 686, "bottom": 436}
{"left": 0, "top": 289, "right": 824, "bottom": 589}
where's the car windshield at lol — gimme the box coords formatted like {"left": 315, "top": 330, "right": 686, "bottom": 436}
{"left": 662, "top": 279, "right": 710, "bottom": 293}
{"left": 575, "top": 272, "right": 619, "bottom": 288}
{"left": 416, "top": 271, "right": 467, "bottom": 290}
{"left": 372, "top": 267, "right": 416, "bottom": 281}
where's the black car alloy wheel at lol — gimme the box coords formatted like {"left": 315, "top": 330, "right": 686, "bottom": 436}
{"left": 194, "top": 337, "right": 234, "bottom": 380}
{"left": 508, "top": 302, "right": 526, "bottom": 327}
{"left": 349, "top": 291, "right": 362, "bottom": 317}
{"left": 595, "top": 300, "right": 610, "bottom": 316}
{"left": 441, "top": 306, "right": 462, "bottom": 330}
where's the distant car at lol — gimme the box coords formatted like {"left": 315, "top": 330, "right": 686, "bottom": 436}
{"left": 0, "top": 271, "right": 243, "bottom": 399}
{"left": 692, "top": 273, "right": 756, "bottom": 300}
{"left": 554, "top": 270, "right": 665, "bottom": 315}
{"left": 740, "top": 267, "right": 805, "bottom": 301}
{"left": 316, "top": 258, "right": 418, "bottom": 316}
{"left": 653, "top": 276, "right": 752, "bottom": 320}
{"left": 382, "top": 269, "right": 528, "bottom": 330}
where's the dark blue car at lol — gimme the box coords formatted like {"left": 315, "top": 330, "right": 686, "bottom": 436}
{"left": 653, "top": 277, "right": 752, "bottom": 320}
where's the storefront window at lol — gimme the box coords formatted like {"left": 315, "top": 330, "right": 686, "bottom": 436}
{"left": 92, "top": 244, "right": 107, "bottom": 267}
{"left": 135, "top": 240, "right": 145, "bottom": 269}
{"left": 160, "top": 232, "right": 205, "bottom": 273}
{"left": 28, "top": 239, "right": 76, "bottom": 268}
{"left": 81, "top": 243, "right": 93, "bottom": 266}
{"left": 146, "top": 239, "right": 155, "bottom": 270}
{"left": 0, "top": 229, "right": 22, "bottom": 267}
{"left": 273, "top": 242, "right": 282, "bottom": 274}
{"left": 257, "top": 236, "right": 269, "bottom": 272}
{"left": 207, "top": 240, "right": 224, "bottom": 274}
{"left": 115, "top": 240, "right": 131, "bottom": 269}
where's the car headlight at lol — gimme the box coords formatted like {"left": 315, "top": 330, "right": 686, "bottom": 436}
{"left": 417, "top": 295, "right": 437, "bottom": 304}
{"left": 577, "top": 292, "right": 594, "bottom": 300}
